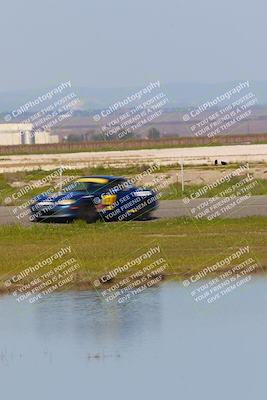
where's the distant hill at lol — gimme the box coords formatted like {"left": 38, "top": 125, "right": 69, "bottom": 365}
{"left": 1, "top": 81, "right": 267, "bottom": 112}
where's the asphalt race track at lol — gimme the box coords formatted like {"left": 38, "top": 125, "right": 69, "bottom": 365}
{"left": 0, "top": 196, "right": 267, "bottom": 225}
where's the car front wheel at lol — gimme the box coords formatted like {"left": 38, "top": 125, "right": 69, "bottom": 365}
{"left": 78, "top": 203, "right": 98, "bottom": 223}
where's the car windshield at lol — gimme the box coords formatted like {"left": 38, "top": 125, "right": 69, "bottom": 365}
{"left": 62, "top": 181, "right": 104, "bottom": 194}
{"left": 62, "top": 178, "right": 133, "bottom": 194}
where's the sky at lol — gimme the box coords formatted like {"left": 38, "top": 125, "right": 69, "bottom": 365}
{"left": 0, "top": 0, "right": 266, "bottom": 91}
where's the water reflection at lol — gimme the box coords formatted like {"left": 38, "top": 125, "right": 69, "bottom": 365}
{"left": 0, "top": 280, "right": 267, "bottom": 400}
{"left": 34, "top": 288, "right": 162, "bottom": 348}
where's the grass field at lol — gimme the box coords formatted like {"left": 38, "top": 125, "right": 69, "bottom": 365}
{"left": 0, "top": 217, "right": 266, "bottom": 293}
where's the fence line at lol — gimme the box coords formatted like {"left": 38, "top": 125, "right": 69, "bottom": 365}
{"left": 0, "top": 134, "right": 267, "bottom": 155}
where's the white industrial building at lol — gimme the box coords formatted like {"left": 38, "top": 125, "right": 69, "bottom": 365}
{"left": 0, "top": 124, "right": 59, "bottom": 146}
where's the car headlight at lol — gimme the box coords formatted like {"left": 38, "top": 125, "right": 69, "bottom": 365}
{"left": 57, "top": 199, "right": 77, "bottom": 205}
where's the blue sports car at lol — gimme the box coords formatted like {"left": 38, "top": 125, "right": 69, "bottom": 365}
{"left": 30, "top": 176, "right": 158, "bottom": 223}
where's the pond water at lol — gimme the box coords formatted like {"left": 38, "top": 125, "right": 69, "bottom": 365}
{"left": 0, "top": 280, "right": 266, "bottom": 400}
